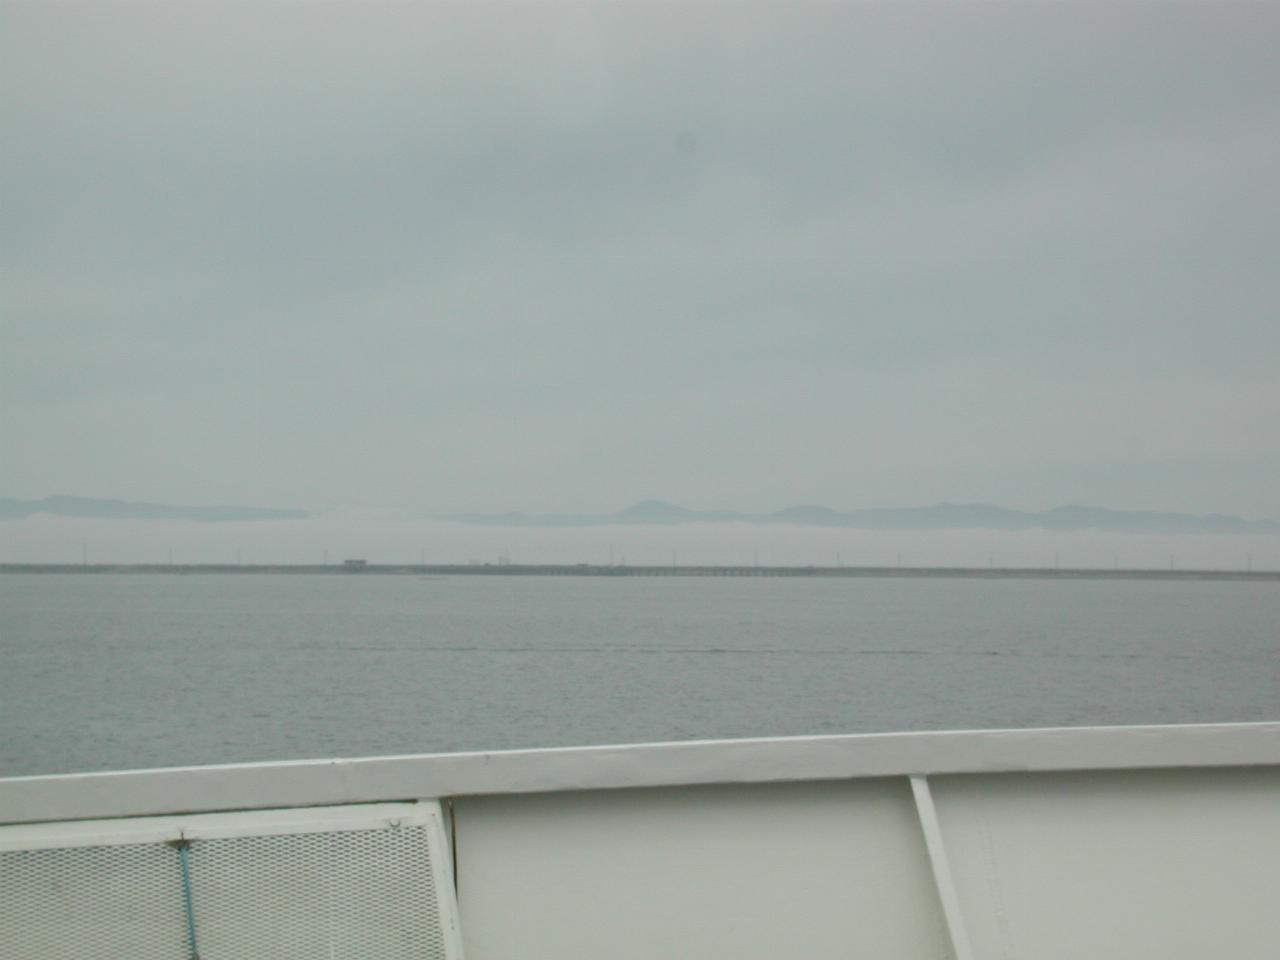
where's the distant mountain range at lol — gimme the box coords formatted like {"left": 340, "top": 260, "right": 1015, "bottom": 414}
{"left": 6, "top": 495, "right": 1275, "bottom": 535}
{"left": 0, "top": 496, "right": 309, "bottom": 523}
{"left": 449, "top": 500, "right": 1280, "bottom": 535}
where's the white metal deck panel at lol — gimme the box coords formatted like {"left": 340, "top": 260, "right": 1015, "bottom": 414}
{"left": 2, "top": 723, "right": 1277, "bottom": 959}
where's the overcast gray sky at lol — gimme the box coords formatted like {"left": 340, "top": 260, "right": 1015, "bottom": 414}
{"left": 4, "top": 1, "right": 1278, "bottom": 519}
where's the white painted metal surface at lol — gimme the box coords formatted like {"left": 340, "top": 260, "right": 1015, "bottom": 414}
{"left": 911, "top": 775, "right": 976, "bottom": 960}
{"left": 2, "top": 722, "right": 1275, "bottom": 824}
{"left": 1, "top": 724, "right": 1277, "bottom": 959}
{"left": 930, "top": 767, "right": 1280, "bottom": 959}
{"left": 453, "top": 780, "right": 949, "bottom": 960}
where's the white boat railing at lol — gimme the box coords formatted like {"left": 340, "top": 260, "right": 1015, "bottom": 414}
{"left": 2, "top": 722, "right": 1278, "bottom": 960}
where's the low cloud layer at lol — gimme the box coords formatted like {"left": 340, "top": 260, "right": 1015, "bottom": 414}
{"left": 4, "top": 2, "right": 1278, "bottom": 518}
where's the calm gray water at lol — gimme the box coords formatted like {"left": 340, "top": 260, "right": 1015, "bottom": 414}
{"left": 1, "top": 574, "right": 1277, "bottom": 777}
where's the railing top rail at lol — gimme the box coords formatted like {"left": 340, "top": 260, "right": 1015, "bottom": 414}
{"left": 2, "top": 722, "right": 1277, "bottom": 825}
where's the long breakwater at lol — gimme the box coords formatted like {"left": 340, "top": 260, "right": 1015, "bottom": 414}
{"left": 2, "top": 563, "right": 1276, "bottom": 581}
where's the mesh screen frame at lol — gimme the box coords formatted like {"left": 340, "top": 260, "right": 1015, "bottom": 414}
{"left": 0, "top": 801, "right": 464, "bottom": 960}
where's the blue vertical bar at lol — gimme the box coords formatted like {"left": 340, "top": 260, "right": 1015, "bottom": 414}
{"left": 171, "top": 839, "right": 200, "bottom": 960}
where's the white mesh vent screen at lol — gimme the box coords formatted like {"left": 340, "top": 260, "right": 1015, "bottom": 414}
{"left": 1, "top": 816, "right": 454, "bottom": 960}
{"left": 187, "top": 825, "right": 447, "bottom": 960}
{"left": 0, "top": 842, "right": 189, "bottom": 960}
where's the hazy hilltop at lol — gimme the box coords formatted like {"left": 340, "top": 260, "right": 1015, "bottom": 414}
{"left": 6, "top": 496, "right": 1274, "bottom": 535}
{"left": 0, "top": 496, "right": 309, "bottom": 523}
{"left": 450, "top": 501, "right": 1280, "bottom": 536}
